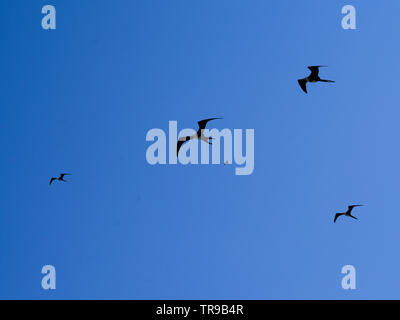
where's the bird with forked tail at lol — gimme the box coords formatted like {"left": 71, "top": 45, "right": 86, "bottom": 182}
{"left": 334, "top": 205, "right": 363, "bottom": 223}
{"left": 298, "top": 66, "right": 335, "bottom": 93}
{"left": 177, "top": 118, "right": 222, "bottom": 156}
{"left": 49, "top": 173, "right": 71, "bottom": 185}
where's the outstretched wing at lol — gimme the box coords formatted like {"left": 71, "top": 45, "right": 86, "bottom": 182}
{"left": 49, "top": 177, "right": 56, "bottom": 185}
{"left": 334, "top": 213, "right": 343, "bottom": 223}
{"left": 348, "top": 204, "right": 362, "bottom": 213}
{"left": 308, "top": 65, "right": 326, "bottom": 78}
{"left": 197, "top": 118, "right": 222, "bottom": 131}
{"left": 177, "top": 136, "right": 191, "bottom": 155}
{"left": 297, "top": 79, "right": 307, "bottom": 93}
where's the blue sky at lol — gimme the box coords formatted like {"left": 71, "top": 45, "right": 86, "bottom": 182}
{"left": 1, "top": 0, "right": 400, "bottom": 299}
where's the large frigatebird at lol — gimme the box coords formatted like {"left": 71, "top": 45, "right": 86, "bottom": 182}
{"left": 298, "top": 66, "right": 335, "bottom": 93}
{"left": 49, "top": 173, "right": 71, "bottom": 185}
{"left": 334, "top": 205, "right": 363, "bottom": 223}
{"left": 177, "top": 118, "right": 222, "bottom": 156}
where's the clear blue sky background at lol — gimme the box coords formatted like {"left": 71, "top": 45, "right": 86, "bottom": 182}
{"left": 1, "top": 0, "right": 400, "bottom": 299}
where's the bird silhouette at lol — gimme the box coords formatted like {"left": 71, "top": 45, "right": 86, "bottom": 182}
{"left": 177, "top": 118, "right": 222, "bottom": 156}
{"left": 49, "top": 173, "right": 71, "bottom": 185}
{"left": 334, "top": 205, "right": 363, "bottom": 223}
{"left": 298, "top": 66, "right": 335, "bottom": 93}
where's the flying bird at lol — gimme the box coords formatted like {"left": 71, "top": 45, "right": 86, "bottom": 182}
{"left": 49, "top": 173, "right": 71, "bottom": 185}
{"left": 298, "top": 66, "right": 335, "bottom": 93}
{"left": 334, "top": 205, "right": 363, "bottom": 223}
{"left": 177, "top": 118, "right": 222, "bottom": 156}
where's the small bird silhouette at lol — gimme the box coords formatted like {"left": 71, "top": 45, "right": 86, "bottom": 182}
{"left": 177, "top": 118, "right": 222, "bottom": 156}
{"left": 49, "top": 173, "right": 71, "bottom": 185}
{"left": 334, "top": 205, "right": 363, "bottom": 223}
{"left": 298, "top": 66, "right": 335, "bottom": 93}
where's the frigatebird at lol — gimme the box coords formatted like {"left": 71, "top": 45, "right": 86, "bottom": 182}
{"left": 298, "top": 66, "right": 335, "bottom": 93}
{"left": 177, "top": 118, "right": 222, "bottom": 156}
{"left": 49, "top": 173, "right": 71, "bottom": 185}
{"left": 334, "top": 205, "right": 363, "bottom": 223}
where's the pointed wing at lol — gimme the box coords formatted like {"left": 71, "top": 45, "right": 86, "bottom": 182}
{"left": 348, "top": 205, "right": 362, "bottom": 213}
{"left": 334, "top": 213, "right": 343, "bottom": 223}
{"left": 308, "top": 65, "right": 326, "bottom": 78}
{"left": 297, "top": 79, "right": 307, "bottom": 93}
{"left": 49, "top": 177, "right": 56, "bottom": 185}
{"left": 197, "top": 118, "right": 222, "bottom": 131}
{"left": 319, "top": 79, "right": 335, "bottom": 83}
